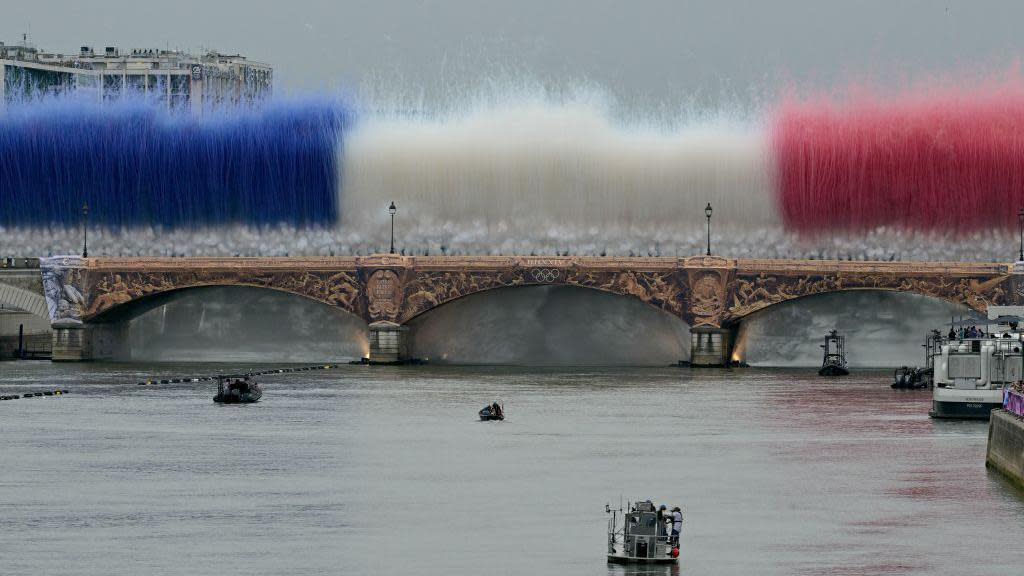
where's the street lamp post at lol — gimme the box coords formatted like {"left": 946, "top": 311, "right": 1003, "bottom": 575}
{"left": 82, "top": 202, "right": 89, "bottom": 258}
{"left": 1018, "top": 208, "right": 1023, "bottom": 262}
{"left": 704, "top": 202, "right": 713, "bottom": 256}
{"left": 389, "top": 201, "right": 397, "bottom": 254}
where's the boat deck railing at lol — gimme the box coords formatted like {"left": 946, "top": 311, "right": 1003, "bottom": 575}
{"left": 941, "top": 336, "right": 1024, "bottom": 356}
{"left": 608, "top": 530, "right": 675, "bottom": 549}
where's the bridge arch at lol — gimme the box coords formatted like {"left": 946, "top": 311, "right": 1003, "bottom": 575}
{"left": 732, "top": 289, "right": 973, "bottom": 367}
{"left": 87, "top": 284, "right": 370, "bottom": 362}
{"left": 727, "top": 286, "right": 982, "bottom": 326}
{"left": 722, "top": 272, "right": 1010, "bottom": 326}
{"left": 403, "top": 283, "right": 691, "bottom": 365}
{"left": 0, "top": 283, "right": 49, "bottom": 320}
{"left": 394, "top": 267, "right": 689, "bottom": 325}
{"left": 81, "top": 269, "right": 363, "bottom": 323}
{"left": 399, "top": 274, "right": 687, "bottom": 325}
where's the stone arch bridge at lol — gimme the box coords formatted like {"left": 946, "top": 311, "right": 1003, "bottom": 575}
{"left": 39, "top": 255, "right": 1024, "bottom": 363}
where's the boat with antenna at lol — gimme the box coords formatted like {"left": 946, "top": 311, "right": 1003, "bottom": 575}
{"left": 818, "top": 330, "right": 849, "bottom": 376}
{"left": 606, "top": 499, "right": 681, "bottom": 564}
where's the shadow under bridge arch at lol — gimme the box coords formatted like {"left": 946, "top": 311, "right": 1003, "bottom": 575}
{"left": 87, "top": 285, "right": 370, "bottom": 363}
{"left": 403, "top": 284, "right": 691, "bottom": 365}
{"left": 732, "top": 289, "right": 973, "bottom": 368}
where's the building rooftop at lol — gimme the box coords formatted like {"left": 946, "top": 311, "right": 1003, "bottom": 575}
{"left": 0, "top": 39, "right": 270, "bottom": 72}
{"left": 1, "top": 38, "right": 273, "bottom": 107}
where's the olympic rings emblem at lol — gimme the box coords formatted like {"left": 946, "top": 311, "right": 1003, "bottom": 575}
{"left": 530, "top": 268, "right": 560, "bottom": 283}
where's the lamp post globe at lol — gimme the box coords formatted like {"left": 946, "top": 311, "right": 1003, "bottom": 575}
{"left": 389, "top": 201, "right": 397, "bottom": 254}
{"left": 704, "top": 202, "right": 713, "bottom": 256}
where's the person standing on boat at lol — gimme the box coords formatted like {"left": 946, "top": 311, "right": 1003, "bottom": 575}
{"left": 657, "top": 505, "right": 673, "bottom": 542}
{"left": 670, "top": 507, "right": 682, "bottom": 546}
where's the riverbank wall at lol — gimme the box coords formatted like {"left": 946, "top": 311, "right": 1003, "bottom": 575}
{"left": 986, "top": 409, "right": 1024, "bottom": 489}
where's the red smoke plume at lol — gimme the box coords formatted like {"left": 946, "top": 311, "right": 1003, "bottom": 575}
{"left": 773, "top": 77, "right": 1024, "bottom": 234}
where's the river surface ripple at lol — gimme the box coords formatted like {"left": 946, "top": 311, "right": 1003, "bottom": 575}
{"left": 1, "top": 363, "right": 1023, "bottom": 576}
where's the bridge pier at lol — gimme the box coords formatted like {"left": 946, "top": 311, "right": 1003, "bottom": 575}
{"left": 689, "top": 326, "right": 733, "bottom": 367}
{"left": 368, "top": 321, "right": 409, "bottom": 364}
{"left": 51, "top": 323, "right": 88, "bottom": 362}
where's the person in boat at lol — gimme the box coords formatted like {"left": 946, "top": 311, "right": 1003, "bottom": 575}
{"left": 670, "top": 506, "right": 683, "bottom": 546}
{"left": 948, "top": 327, "right": 957, "bottom": 340}
{"left": 491, "top": 401, "right": 503, "bottom": 419}
{"left": 657, "top": 504, "right": 671, "bottom": 540}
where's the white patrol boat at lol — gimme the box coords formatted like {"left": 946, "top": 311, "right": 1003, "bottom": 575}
{"left": 606, "top": 500, "right": 681, "bottom": 564}
{"left": 930, "top": 307, "right": 1024, "bottom": 419}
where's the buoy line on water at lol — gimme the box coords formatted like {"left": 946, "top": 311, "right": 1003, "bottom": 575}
{"left": 0, "top": 390, "right": 68, "bottom": 401}
{"left": 135, "top": 364, "right": 341, "bottom": 386}
{"left": 1, "top": 364, "right": 343, "bottom": 404}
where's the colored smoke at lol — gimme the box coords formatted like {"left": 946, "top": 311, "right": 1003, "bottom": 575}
{"left": 341, "top": 98, "right": 775, "bottom": 256}
{"left": 0, "top": 95, "right": 350, "bottom": 229}
{"left": 4, "top": 78, "right": 1024, "bottom": 261}
{"left": 773, "top": 77, "right": 1024, "bottom": 234}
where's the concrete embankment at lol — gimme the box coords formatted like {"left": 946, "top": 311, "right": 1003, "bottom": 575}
{"left": 986, "top": 409, "right": 1024, "bottom": 489}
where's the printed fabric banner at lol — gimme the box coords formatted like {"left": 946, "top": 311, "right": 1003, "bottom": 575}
{"left": 1005, "top": 389, "right": 1024, "bottom": 418}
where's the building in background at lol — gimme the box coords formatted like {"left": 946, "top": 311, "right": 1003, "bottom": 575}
{"left": 0, "top": 36, "right": 272, "bottom": 111}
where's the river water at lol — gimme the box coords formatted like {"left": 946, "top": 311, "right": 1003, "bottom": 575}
{"left": 2, "top": 362, "right": 1022, "bottom": 576}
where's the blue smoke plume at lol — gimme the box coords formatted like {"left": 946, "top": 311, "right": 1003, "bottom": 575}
{"left": 0, "top": 95, "right": 350, "bottom": 229}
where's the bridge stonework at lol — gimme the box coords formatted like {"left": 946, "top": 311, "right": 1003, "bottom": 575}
{"left": 38, "top": 255, "right": 1024, "bottom": 363}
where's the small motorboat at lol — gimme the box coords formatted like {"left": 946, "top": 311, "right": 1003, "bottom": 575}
{"left": 892, "top": 366, "right": 930, "bottom": 389}
{"left": 214, "top": 374, "right": 263, "bottom": 404}
{"left": 479, "top": 402, "right": 504, "bottom": 421}
{"left": 818, "top": 330, "right": 850, "bottom": 376}
{"left": 606, "top": 500, "right": 681, "bottom": 564}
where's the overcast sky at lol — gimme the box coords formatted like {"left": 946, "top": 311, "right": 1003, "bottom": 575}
{"left": 5, "top": 1, "right": 1024, "bottom": 110}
